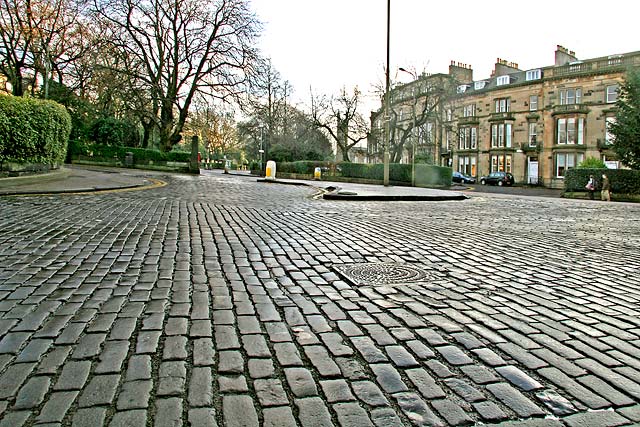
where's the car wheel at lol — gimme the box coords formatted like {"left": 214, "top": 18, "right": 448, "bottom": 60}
{"left": 480, "top": 179, "right": 486, "bottom": 185}
{"left": 498, "top": 181, "right": 503, "bottom": 187}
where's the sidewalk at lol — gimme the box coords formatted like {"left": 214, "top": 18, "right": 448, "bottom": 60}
{"left": 0, "top": 166, "right": 156, "bottom": 195}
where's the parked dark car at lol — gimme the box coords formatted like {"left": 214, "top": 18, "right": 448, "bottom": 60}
{"left": 479, "top": 171, "right": 514, "bottom": 186}
{"left": 452, "top": 171, "right": 476, "bottom": 184}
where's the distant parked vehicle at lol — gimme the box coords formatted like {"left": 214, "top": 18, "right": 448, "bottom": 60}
{"left": 452, "top": 171, "right": 476, "bottom": 184}
{"left": 479, "top": 171, "right": 514, "bottom": 186}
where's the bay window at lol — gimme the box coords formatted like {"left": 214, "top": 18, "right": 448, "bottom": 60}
{"left": 458, "top": 156, "right": 477, "bottom": 176}
{"left": 491, "top": 154, "right": 512, "bottom": 173}
{"left": 555, "top": 152, "right": 584, "bottom": 177}
{"left": 557, "top": 117, "right": 584, "bottom": 144}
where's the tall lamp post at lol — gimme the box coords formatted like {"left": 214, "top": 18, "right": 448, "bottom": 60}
{"left": 383, "top": 0, "right": 391, "bottom": 186}
{"left": 259, "top": 125, "right": 265, "bottom": 176}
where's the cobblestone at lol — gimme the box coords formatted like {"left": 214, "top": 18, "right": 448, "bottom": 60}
{"left": 1, "top": 172, "right": 640, "bottom": 426}
{"left": 35, "top": 391, "right": 78, "bottom": 423}
{"left": 109, "top": 410, "right": 147, "bottom": 427}
{"left": 222, "top": 395, "right": 258, "bottom": 427}
{"left": 284, "top": 367, "right": 318, "bottom": 398}
{"left": 78, "top": 375, "right": 120, "bottom": 407}
{"left": 295, "top": 397, "right": 333, "bottom": 427}
{"left": 394, "top": 391, "right": 444, "bottom": 426}
{"left": 154, "top": 397, "right": 183, "bottom": 427}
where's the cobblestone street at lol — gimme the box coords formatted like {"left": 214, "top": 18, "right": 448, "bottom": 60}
{"left": 1, "top": 171, "right": 639, "bottom": 426}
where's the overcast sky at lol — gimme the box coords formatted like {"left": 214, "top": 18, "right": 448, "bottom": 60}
{"left": 250, "top": 1, "right": 639, "bottom": 113}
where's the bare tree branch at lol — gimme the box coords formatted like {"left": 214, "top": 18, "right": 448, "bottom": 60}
{"left": 310, "top": 86, "right": 369, "bottom": 162}
{"left": 93, "top": 0, "right": 261, "bottom": 151}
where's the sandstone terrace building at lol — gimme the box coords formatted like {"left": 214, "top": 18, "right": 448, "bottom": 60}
{"left": 369, "top": 46, "right": 640, "bottom": 188}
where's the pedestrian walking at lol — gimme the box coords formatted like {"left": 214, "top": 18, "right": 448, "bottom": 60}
{"left": 585, "top": 175, "right": 595, "bottom": 200}
{"left": 601, "top": 173, "right": 611, "bottom": 201}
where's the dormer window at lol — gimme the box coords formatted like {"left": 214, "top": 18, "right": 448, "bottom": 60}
{"left": 496, "top": 75, "right": 510, "bottom": 86}
{"left": 474, "top": 81, "right": 487, "bottom": 90}
{"left": 526, "top": 69, "right": 541, "bottom": 81}
{"left": 457, "top": 84, "right": 470, "bottom": 93}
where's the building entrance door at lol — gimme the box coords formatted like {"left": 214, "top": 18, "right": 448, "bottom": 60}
{"left": 528, "top": 157, "right": 538, "bottom": 184}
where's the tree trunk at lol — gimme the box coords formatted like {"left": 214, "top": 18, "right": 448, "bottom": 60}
{"left": 10, "top": 65, "right": 24, "bottom": 97}
{"left": 159, "top": 100, "right": 175, "bottom": 152}
{"left": 141, "top": 120, "right": 154, "bottom": 148}
{"left": 341, "top": 146, "right": 350, "bottom": 163}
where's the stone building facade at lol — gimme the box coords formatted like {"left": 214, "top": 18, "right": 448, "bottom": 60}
{"left": 370, "top": 46, "right": 640, "bottom": 188}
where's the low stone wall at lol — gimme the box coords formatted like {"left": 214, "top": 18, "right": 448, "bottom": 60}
{"left": 0, "top": 162, "right": 62, "bottom": 178}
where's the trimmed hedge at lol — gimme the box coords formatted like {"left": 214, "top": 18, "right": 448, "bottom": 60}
{"left": 0, "top": 94, "right": 71, "bottom": 166}
{"left": 564, "top": 168, "right": 640, "bottom": 194}
{"left": 340, "top": 162, "right": 452, "bottom": 187}
{"left": 277, "top": 161, "right": 335, "bottom": 175}
{"left": 415, "top": 164, "right": 452, "bottom": 187}
{"left": 69, "top": 140, "right": 191, "bottom": 163}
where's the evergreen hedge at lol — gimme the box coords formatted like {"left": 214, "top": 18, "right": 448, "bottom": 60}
{"left": 564, "top": 168, "right": 640, "bottom": 194}
{"left": 0, "top": 94, "right": 71, "bottom": 166}
{"left": 277, "top": 161, "right": 334, "bottom": 175}
{"left": 340, "top": 162, "right": 452, "bottom": 186}
{"left": 69, "top": 140, "right": 191, "bottom": 163}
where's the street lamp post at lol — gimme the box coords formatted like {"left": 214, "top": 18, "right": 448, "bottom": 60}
{"left": 383, "top": 0, "right": 391, "bottom": 186}
{"left": 259, "top": 125, "right": 265, "bottom": 176}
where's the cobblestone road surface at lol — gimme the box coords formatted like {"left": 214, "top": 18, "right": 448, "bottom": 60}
{"left": 1, "top": 171, "right": 640, "bottom": 426}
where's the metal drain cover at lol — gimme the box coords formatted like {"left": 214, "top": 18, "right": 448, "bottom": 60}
{"left": 333, "top": 262, "right": 437, "bottom": 287}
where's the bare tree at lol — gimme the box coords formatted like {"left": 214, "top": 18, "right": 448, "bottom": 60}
{"left": 186, "top": 103, "right": 239, "bottom": 157}
{"left": 31, "top": 0, "right": 88, "bottom": 98}
{"left": 1, "top": 0, "right": 40, "bottom": 95}
{"left": 0, "top": 0, "right": 89, "bottom": 97}
{"left": 311, "top": 86, "right": 369, "bottom": 162}
{"left": 372, "top": 73, "right": 454, "bottom": 163}
{"left": 93, "top": 0, "right": 261, "bottom": 151}
{"left": 240, "top": 59, "right": 294, "bottom": 162}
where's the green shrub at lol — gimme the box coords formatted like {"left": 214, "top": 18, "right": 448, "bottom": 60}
{"left": 70, "top": 142, "right": 190, "bottom": 164}
{"left": 578, "top": 157, "right": 607, "bottom": 169}
{"left": 91, "top": 116, "right": 139, "bottom": 146}
{"left": 415, "top": 164, "right": 452, "bottom": 187}
{"left": 339, "top": 162, "right": 384, "bottom": 180}
{"left": 268, "top": 145, "right": 294, "bottom": 163}
{"left": 46, "top": 81, "right": 98, "bottom": 144}
{"left": 565, "top": 168, "right": 640, "bottom": 194}
{"left": 277, "top": 161, "right": 333, "bottom": 175}
{"left": 0, "top": 94, "right": 71, "bottom": 166}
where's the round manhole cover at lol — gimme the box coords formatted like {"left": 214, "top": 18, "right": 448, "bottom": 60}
{"left": 334, "top": 262, "right": 436, "bottom": 287}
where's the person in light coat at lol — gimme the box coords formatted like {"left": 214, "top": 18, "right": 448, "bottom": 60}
{"left": 601, "top": 174, "right": 611, "bottom": 202}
